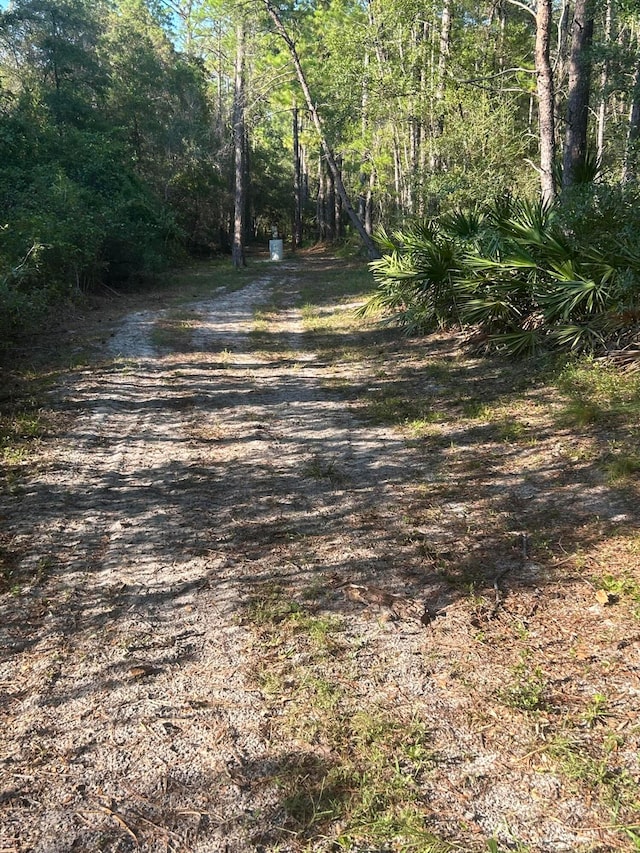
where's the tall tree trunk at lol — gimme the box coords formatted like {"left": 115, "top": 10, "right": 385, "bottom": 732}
{"left": 554, "top": 0, "right": 571, "bottom": 90}
{"left": 326, "top": 165, "right": 336, "bottom": 241}
{"left": 231, "top": 21, "right": 246, "bottom": 269}
{"left": 623, "top": 60, "right": 640, "bottom": 183}
{"left": 302, "top": 143, "right": 309, "bottom": 206}
{"left": 563, "top": 0, "right": 595, "bottom": 190}
{"left": 430, "top": 0, "right": 452, "bottom": 172}
{"left": 418, "top": 19, "right": 429, "bottom": 215}
{"left": 292, "top": 105, "right": 302, "bottom": 249}
{"left": 334, "top": 155, "right": 343, "bottom": 239}
{"left": 436, "top": 0, "right": 452, "bottom": 103}
{"left": 263, "top": 0, "right": 380, "bottom": 259}
{"left": 317, "top": 156, "right": 327, "bottom": 241}
{"left": 393, "top": 133, "right": 402, "bottom": 212}
{"left": 535, "top": 0, "right": 557, "bottom": 204}
{"left": 597, "top": 0, "right": 613, "bottom": 166}
{"left": 365, "top": 166, "right": 375, "bottom": 236}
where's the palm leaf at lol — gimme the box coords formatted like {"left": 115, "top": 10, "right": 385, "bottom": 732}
{"left": 490, "top": 329, "right": 544, "bottom": 356}
{"left": 550, "top": 323, "right": 605, "bottom": 352}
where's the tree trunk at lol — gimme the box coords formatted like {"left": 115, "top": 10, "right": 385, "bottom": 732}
{"left": 292, "top": 105, "right": 302, "bottom": 249}
{"left": 334, "top": 154, "right": 343, "bottom": 240}
{"left": 596, "top": 0, "right": 613, "bottom": 166}
{"left": 263, "top": 0, "right": 380, "bottom": 259}
{"left": 365, "top": 166, "right": 375, "bottom": 236}
{"left": 418, "top": 18, "right": 429, "bottom": 215}
{"left": 326, "top": 165, "right": 336, "bottom": 241}
{"left": 231, "top": 21, "right": 246, "bottom": 269}
{"left": 317, "top": 156, "right": 327, "bottom": 241}
{"left": 436, "top": 0, "right": 451, "bottom": 101}
{"left": 535, "top": 0, "right": 557, "bottom": 204}
{"left": 623, "top": 60, "right": 640, "bottom": 183}
{"left": 393, "top": 134, "right": 402, "bottom": 213}
{"left": 562, "top": 0, "right": 595, "bottom": 190}
{"left": 430, "top": 0, "right": 452, "bottom": 172}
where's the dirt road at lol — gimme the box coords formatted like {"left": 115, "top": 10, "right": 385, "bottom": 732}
{"left": 1, "top": 257, "right": 638, "bottom": 852}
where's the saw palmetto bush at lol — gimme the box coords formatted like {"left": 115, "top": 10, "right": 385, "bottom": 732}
{"left": 362, "top": 208, "right": 485, "bottom": 335}
{"left": 366, "top": 190, "right": 640, "bottom": 355}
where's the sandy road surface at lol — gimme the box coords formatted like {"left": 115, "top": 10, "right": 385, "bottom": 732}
{"left": 2, "top": 260, "right": 636, "bottom": 853}
{"left": 0, "top": 263, "right": 434, "bottom": 852}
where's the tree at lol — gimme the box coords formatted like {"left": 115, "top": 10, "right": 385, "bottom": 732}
{"left": 534, "top": 0, "right": 557, "bottom": 203}
{"left": 292, "top": 103, "right": 302, "bottom": 248}
{"left": 262, "top": 0, "right": 380, "bottom": 259}
{"left": 563, "top": 0, "right": 595, "bottom": 190}
{"left": 231, "top": 19, "right": 246, "bottom": 268}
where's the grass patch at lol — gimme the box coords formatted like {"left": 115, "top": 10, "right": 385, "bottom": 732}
{"left": 605, "top": 448, "right": 640, "bottom": 485}
{"left": 302, "top": 453, "right": 346, "bottom": 484}
{"left": 461, "top": 399, "right": 493, "bottom": 420}
{"left": 295, "top": 262, "right": 383, "bottom": 363}
{"left": 363, "top": 393, "right": 441, "bottom": 428}
{"left": 297, "top": 264, "right": 374, "bottom": 307}
{"left": 243, "top": 587, "right": 451, "bottom": 850}
{"left": 151, "top": 309, "right": 201, "bottom": 351}
{"left": 273, "top": 701, "right": 444, "bottom": 849}
{"left": 155, "top": 258, "right": 257, "bottom": 300}
{"left": 552, "top": 359, "right": 640, "bottom": 501}
{"left": 0, "top": 391, "right": 64, "bottom": 470}
{"left": 0, "top": 410, "right": 50, "bottom": 459}
{"left": 595, "top": 570, "right": 640, "bottom": 610}
{"left": 249, "top": 288, "right": 294, "bottom": 353}
{"left": 498, "top": 654, "right": 548, "bottom": 712}
{"left": 0, "top": 542, "right": 23, "bottom": 593}
{"left": 0, "top": 544, "right": 52, "bottom": 594}
{"left": 544, "top": 730, "right": 640, "bottom": 825}
{"left": 557, "top": 360, "right": 640, "bottom": 427}
{"left": 301, "top": 302, "right": 363, "bottom": 336}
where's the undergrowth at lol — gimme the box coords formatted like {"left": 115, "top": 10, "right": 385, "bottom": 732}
{"left": 244, "top": 585, "right": 450, "bottom": 851}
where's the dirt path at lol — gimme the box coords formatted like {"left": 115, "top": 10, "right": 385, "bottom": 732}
{"left": 1, "top": 258, "right": 639, "bottom": 852}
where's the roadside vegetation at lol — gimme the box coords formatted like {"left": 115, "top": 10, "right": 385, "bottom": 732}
{"left": 364, "top": 191, "right": 640, "bottom": 358}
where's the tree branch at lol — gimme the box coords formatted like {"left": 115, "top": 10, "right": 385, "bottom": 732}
{"left": 504, "top": 0, "right": 536, "bottom": 19}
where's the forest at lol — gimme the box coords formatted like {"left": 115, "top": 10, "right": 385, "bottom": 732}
{"left": 1, "top": 0, "right": 640, "bottom": 353}
{"left": 3, "top": 3, "right": 640, "bottom": 849}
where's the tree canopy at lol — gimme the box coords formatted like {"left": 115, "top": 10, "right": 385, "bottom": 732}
{"left": 2, "top": 0, "right": 640, "bottom": 348}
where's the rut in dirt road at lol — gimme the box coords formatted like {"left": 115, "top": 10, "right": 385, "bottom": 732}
{"left": 0, "top": 263, "right": 429, "bottom": 852}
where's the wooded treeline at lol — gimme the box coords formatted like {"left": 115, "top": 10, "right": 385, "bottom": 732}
{"left": 2, "top": 0, "right": 640, "bottom": 343}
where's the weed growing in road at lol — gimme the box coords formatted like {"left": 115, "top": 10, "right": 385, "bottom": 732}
{"left": 243, "top": 586, "right": 450, "bottom": 850}
{"left": 302, "top": 453, "right": 345, "bottom": 483}
{"left": 581, "top": 693, "right": 609, "bottom": 728}
{"left": 499, "top": 654, "right": 548, "bottom": 712}
{"left": 363, "top": 392, "right": 439, "bottom": 427}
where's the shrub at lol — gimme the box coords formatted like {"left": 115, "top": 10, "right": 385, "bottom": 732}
{"left": 364, "top": 189, "right": 640, "bottom": 355}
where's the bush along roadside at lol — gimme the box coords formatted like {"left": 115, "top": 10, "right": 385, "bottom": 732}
{"left": 363, "top": 188, "right": 640, "bottom": 358}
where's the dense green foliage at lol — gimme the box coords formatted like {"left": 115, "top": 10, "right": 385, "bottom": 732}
{"left": 2, "top": 0, "right": 640, "bottom": 352}
{"left": 0, "top": 0, "right": 211, "bottom": 340}
{"left": 366, "top": 188, "right": 640, "bottom": 353}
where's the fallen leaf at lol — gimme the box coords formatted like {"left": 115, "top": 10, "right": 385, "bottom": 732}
{"left": 128, "top": 664, "right": 157, "bottom": 679}
{"left": 595, "top": 589, "right": 611, "bottom": 605}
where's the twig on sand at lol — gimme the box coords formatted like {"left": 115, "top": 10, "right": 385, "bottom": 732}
{"left": 85, "top": 804, "right": 139, "bottom": 845}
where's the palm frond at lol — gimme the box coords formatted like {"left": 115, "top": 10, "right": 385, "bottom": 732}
{"left": 550, "top": 323, "right": 605, "bottom": 352}
{"left": 440, "top": 206, "right": 486, "bottom": 241}
{"left": 541, "top": 278, "right": 612, "bottom": 321}
{"left": 490, "top": 329, "right": 544, "bottom": 356}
